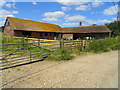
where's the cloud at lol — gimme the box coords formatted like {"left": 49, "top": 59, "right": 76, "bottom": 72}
{"left": 0, "top": 0, "right": 6, "bottom": 7}
{"left": 86, "top": 19, "right": 96, "bottom": 24}
{"left": 61, "top": 6, "right": 71, "bottom": 11}
{"left": 6, "top": 15, "right": 15, "bottom": 17}
{"left": 44, "top": 11, "right": 65, "bottom": 18}
{"left": 91, "top": 2, "right": 104, "bottom": 7}
{"left": 0, "top": 0, "right": 16, "bottom": 8}
{"left": 12, "top": 11, "right": 19, "bottom": 14}
{"left": 99, "top": 19, "right": 111, "bottom": 23}
{"left": 54, "top": 0, "right": 87, "bottom": 6}
{"left": 12, "top": 0, "right": 16, "bottom": 8}
{"left": 65, "top": 15, "right": 86, "bottom": 22}
{"left": 0, "top": 20, "right": 5, "bottom": 26}
{"left": 0, "top": 9, "right": 18, "bottom": 26}
{"left": 86, "top": 19, "right": 111, "bottom": 24}
{"left": 75, "top": 5, "right": 90, "bottom": 10}
{"left": 6, "top": 3, "right": 13, "bottom": 8}
{"left": 103, "top": 5, "right": 118, "bottom": 15}
{"left": 0, "top": 9, "right": 12, "bottom": 19}
{"left": 62, "top": 23, "right": 78, "bottom": 26}
{"left": 42, "top": 18, "right": 58, "bottom": 21}
{"left": 5, "top": 0, "right": 16, "bottom": 8}
{"left": 32, "top": 1, "right": 37, "bottom": 5}
{"left": 0, "top": 9, "right": 18, "bottom": 19}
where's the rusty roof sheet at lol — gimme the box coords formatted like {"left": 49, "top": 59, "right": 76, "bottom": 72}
{"left": 7, "top": 17, "right": 62, "bottom": 32}
{"left": 62, "top": 25, "right": 111, "bottom": 33}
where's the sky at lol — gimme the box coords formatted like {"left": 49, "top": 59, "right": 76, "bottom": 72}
{"left": 0, "top": 0, "right": 119, "bottom": 27}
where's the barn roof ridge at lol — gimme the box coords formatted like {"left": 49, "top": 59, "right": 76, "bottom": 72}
{"left": 62, "top": 25, "right": 107, "bottom": 28}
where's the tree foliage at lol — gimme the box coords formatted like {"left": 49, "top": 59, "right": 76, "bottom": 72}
{"left": 91, "top": 24, "right": 97, "bottom": 26}
{"left": 0, "top": 26, "right": 4, "bottom": 32}
{"left": 105, "top": 21, "right": 120, "bottom": 37}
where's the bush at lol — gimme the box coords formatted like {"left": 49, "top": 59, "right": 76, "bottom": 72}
{"left": 48, "top": 47, "right": 74, "bottom": 61}
{"left": 86, "top": 37, "right": 119, "bottom": 53}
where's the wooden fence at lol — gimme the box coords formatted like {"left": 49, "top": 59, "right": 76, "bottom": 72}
{"left": 14, "top": 37, "right": 87, "bottom": 51}
{"left": 0, "top": 39, "right": 88, "bottom": 70}
{"left": 61, "top": 40, "right": 86, "bottom": 51}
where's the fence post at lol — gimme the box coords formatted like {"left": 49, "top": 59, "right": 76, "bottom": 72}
{"left": 79, "top": 40, "right": 81, "bottom": 50}
{"left": 38, "top": 38, "right": 40, "bottom": 46}
{"left": 29, "top": 43, "right": 32, "bottom": 62}
{"left": 60, "top": 40, "right": 62, "bottom": 48}
{"left": 60, "top": 39, "right": 64, "bottom": 48}
{"left": 63, "top": 40, "right": 64, "bottom": 47}
{"left": 22, "top": 36, "right": 24, "bottom": 47}
{"left": 82, "top": 40, "right": 86, "bottom": 50}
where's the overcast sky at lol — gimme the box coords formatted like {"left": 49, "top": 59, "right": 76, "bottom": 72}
{"left": 0, "top": 0, "right": 119, "bottom": 27}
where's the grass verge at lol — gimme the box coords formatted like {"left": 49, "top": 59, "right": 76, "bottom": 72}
{"left": 48, "top": 47, "right": 74, "bottom": 61}
{"left": 86, "top": 37, "right": 119, "bottom": 53}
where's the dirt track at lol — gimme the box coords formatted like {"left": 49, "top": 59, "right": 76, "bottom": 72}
{"left": 2, "top": 50, "right": 118, "bottom": 88}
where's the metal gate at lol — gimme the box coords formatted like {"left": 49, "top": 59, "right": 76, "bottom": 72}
{"left": 0, "top": 41, "right": 60, "bottom": 70}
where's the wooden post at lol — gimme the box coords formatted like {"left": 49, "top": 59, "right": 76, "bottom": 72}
{"left": 82, "top": 40, "right": 86, "bottom": 50}
{"left": 29, "top": 43, "right": 32, "bottom": 62}
{"left": 74, "top": 41, "right": 76, "bottom": 49}
{"left": 22, "top": 36, "right": 25, "bottom": 47}
{"left": 109, "top": 32, "right": 111, "bottom": 37}
{"left": 62, "top": 40, "right": 64, "bottom": 48}
{"left": 60, "top": 40, "right": 62, "bottom": 48}
{"left": 60, "top": 39, "right": 64, "bottom": 48}
{"left": 38, "top": 38, "right": 40, "bottom": 46}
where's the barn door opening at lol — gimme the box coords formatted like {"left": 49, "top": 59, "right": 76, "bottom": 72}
{"left": 22, "top": 31, "right": 32, "bottom": 37}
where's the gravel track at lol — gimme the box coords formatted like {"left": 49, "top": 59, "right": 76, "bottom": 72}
{"left": 1, "top": 50, "right": 118, "bottom": 88}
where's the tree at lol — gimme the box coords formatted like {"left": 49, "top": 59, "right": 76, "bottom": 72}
{"left": 91, "top": 24, "right": 97, "bottom": 26}
{"left": 0, "top": 26, "right": 4, "bottom": 32}
{"left": 105, "top": 21, "right": 120, "bottom": 37}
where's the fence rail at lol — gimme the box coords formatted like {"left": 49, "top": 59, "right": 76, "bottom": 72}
{"left": 0, "top": 38, "right": 88, "bottom": 70}
{"left": 0, "top": 41, "right": 53, "bottom": 70}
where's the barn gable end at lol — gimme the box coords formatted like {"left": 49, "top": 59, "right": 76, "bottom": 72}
{"left": 3, "top": 18, "right": 15, "bottom": 36}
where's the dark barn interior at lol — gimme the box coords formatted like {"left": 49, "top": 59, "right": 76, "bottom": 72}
{"left": 73, "top": 33, "right": 110, "bottom": 40}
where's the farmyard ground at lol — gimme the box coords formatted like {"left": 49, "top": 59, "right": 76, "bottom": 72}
{"left": 2, "top": 50, "right": 118, "bottom": 88}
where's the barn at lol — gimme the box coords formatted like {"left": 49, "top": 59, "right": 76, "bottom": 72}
{"left": 3, "top": 17, "right": 62, "bottom": 40}
{"left": 3, "top": 17, "right": 111, "bottom": 40}
{"left": 62, "top": 26, "right": 111, "bottom": 40}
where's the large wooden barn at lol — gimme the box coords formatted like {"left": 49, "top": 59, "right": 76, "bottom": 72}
{"left": 62, "top": 26, "right": 111, "bottom": 40}
{"left": 3, "top": 17, "right": 111, "bottom": 40}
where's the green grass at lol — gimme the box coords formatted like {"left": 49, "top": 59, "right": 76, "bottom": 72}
{"left": 48, "top": 37, "right": 119, "bottom": 61}
{"left": 1, "top": 36, "right": 119, "bottom": 61}
{"left": 86, "top": 37, "right": 119, "bottom": 53}
{"left": 0, "top": 32, "right": 2, "bottom": 44}
{"left": 2, "top": 36, "right": 29, "bottom": 51}
{"left": 71, "top": 46, "right": 82, "bottom": 55}
{"left": 48, "top": 47, "right": 74, "bottom": 61}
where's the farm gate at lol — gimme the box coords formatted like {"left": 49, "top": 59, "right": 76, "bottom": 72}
{"left": 0, "top": 38, "right": 87, "bottom": 70}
